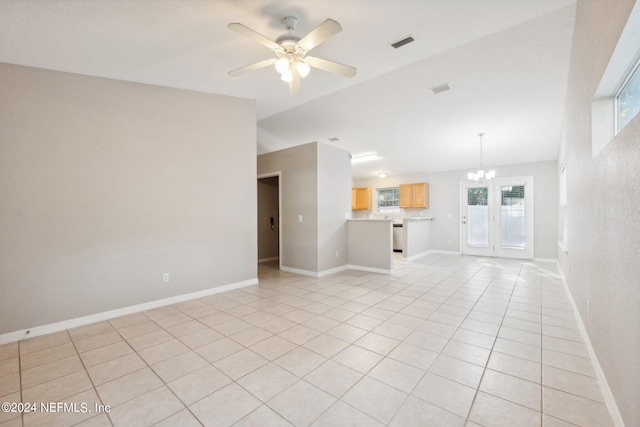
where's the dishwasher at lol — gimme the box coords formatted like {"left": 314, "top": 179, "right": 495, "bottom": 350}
{"left": 393, "top": 223, "right": 403, "bottom": 252}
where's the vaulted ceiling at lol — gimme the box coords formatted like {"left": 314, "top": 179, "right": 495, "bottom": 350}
{"left": 0, "top": 0, "right": 577, "bottom": 179}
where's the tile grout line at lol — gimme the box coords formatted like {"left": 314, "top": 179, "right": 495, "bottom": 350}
{"left": 115, "top": 312, "right": 213, "bottom": 427}
{"left": 71, "top": 323, "right": 122, "bottom": 427}
{"left": 229, "top": 258, "right": 461, "bottom": 425}
{"left": 339, "top": 256, "right": 509, "bottom": 425}
{"left": 18, "top": 340, "right": 23, "bottom": 427}
{"left": 462, "top": 260, "right": 525, "bottom": 426}
{"left": 540, "top": 269, "right": 545, "bottom": 427}
{"left": 8, "top": 256, "right": 610, "bottom": 426}
{"left": 295, "top": 258, "right": 463, "bottom": 426}
{"left": 382, "top": 262, "right": 487, "bottom": 424}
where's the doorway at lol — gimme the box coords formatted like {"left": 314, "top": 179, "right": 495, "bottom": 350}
{"left": 460, "top": 176, "right": 534, "bottom": 259}
{"left": 257, "top": 174, "right": 281, "bottom": 267}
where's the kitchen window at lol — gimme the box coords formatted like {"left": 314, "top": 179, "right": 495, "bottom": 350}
{"left": 377, "top": 187, "right": 400, "bottom": 213}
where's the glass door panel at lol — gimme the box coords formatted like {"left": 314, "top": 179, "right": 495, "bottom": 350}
{"left": 467, "top": 187, "right": 489, "bottom": 246}
{"left": 461, "top": 177, "right": 534, "bottom": 259}
{"left": 500, "top": 185, "right": 526, "bottom": 249}
{"left": 461, "top": 183, "right": 493, "bottom": 256}
{"left": 494, "top": 178, "right": 533, "bottom": 259}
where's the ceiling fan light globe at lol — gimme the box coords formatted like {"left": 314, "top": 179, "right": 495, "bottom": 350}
{"left": 275, "top": 58, "right": 289, "bottom": 74}
{"left": 296, "top": 61, "right": 311, "bottom": 78}
{"left": 280, "top": 70, "right": 293, "bottom": 83}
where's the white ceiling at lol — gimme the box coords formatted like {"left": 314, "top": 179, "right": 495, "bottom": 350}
{"left": 0, "top": 0, "right": 577, "bottom": 180}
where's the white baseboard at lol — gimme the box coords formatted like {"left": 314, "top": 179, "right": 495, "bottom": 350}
{"left": 403, "top": 250, "right": 431, "bottom": 261}
{"left": 318, "top": 265, "right": 349, "bottom": 277}
{"left": 0, "top": 278, "right": 258, "bottom": 345}
{"left": 280, "top": 265, "right": 349, "bottom": 278}
{"left": 426, "top": 249, "right": 461, "bottom": 255}
{"left": 347, "top": 264, "right": 393, "bottom": 275}
{"left": 557, "top": 267, "right": 625, "bottom": 427}
{"left": 258, "top": 257, "right": 279, "bottom": 263}
{"left": 279, "top": 265, "right": 318, "bottom": 277}
{"left": 534, "top": 257, "right": 558, "bottom": 263}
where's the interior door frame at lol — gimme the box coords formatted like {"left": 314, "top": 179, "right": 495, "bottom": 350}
{"left": 460, "top": 176, "right": 535, "bottom": 259}
{"left": 258, "top": 172, "right": 282, "bottom": 270}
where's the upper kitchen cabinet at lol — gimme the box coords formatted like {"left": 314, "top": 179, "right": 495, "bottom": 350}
{"left": 352, "top": 187, "right": 371, "bottom": 210}
{"left": 399, "top": 183, "right": 429, "bottom": 208}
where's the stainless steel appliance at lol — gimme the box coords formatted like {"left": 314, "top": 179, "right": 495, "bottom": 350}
{"left": 393, "top": 223, "right": 403, "bottom": 252}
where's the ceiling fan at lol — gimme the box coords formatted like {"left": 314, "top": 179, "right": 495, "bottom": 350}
{"left": 227, "top": 16, "right": 357, "bottom": 96}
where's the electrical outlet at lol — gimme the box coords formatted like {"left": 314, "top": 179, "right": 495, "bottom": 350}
{"left": 163, "top": 273, "right": 170, "bottom": 283}
{"left": 587, "top": 299, "right": 590, "bottom": 315}
{"left": 336, "top": 251, "right": 339, "bottom": 258}
{"left": 298, "top": 215, "right": 303, "bottom": 222}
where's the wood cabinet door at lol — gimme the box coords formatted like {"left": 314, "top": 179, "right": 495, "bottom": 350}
{"left": 357, "top": 187, "right": 371, "bottom": 210}
{"left": 352, "top": 187, "right": 371, "bottom": 210}
{"left": 399, "top": 184, "right": 413, "bottom": 208}
{"left": 412, "top": 183, "right": 428, "bottom": 208}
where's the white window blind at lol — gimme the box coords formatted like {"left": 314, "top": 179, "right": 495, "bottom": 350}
{"left": 500, "top": 185, "right": 526, "bottom": 249}
{"left": 467, "top": 188, "right": 489, "bottom": 246}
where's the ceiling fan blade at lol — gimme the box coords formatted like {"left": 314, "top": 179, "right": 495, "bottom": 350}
{"left": 228, "top": 23, "right": 280, "bottom": 50}
{"left": 228, "top": 58, "right": 277, "bottom": 77}
{"left": 305, "top": 56, "right": 356, "bottom": 77}
{"left": 298, "top": 19, "right": 342, "bottom": 51}
{"left": 289, "top": 67, "right": 302, "bottom": 96}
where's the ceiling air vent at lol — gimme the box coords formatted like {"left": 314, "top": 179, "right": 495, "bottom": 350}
{"left": 390, "top": 36, "right": 414, "bottom": 49}
{"left": 328, "top": 137, "right": 340, "bottom": 142}
{"left": 431, "top": 83, "right": 450, "bottom": 94}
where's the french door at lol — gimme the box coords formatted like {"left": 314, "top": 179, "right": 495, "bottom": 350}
{"left": 460, "top": 177, "right": 534, "bottom": 259}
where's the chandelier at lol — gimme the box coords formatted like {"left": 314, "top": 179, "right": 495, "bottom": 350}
{"left": 468, "top": 132, "right": 496, "bottom": 182}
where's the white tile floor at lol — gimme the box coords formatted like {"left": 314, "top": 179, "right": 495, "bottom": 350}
{"left": 0, "top": 253, "right": 615, "bottom": 426}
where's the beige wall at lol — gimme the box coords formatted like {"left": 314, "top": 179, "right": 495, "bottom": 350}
{"left": 558, "top": 1, "right": 640, "bottom": 425}
{"left": 0, "top": 63, "right": 257, "bottom": 335}
{"left": 347, "top": 220, "right": 393, "bottom": 272}
{"left": 317, "top": 143, "right": 351, "bottom": 271}
{"left": 355, "top": 160, "right": 558, "bottom": 259}
{"left": 257, "top": 142, "right": 351, "bottom": 274}
{"left": 258, "top": 143, "right": 319, "bottom": 272}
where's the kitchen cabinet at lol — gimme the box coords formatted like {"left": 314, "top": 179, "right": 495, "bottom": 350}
{"left": 351, "top": 187, "right": 371, "bottom": 210}
{"left": 399, "top": 182, "right": 429, "bottom": 208}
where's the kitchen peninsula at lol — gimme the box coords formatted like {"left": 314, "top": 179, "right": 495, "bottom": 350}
{"left": 346, "top": 217, "right": 434, "bottom": 273}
